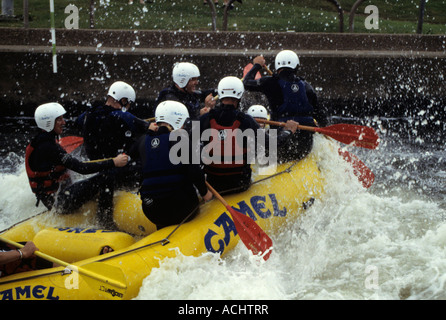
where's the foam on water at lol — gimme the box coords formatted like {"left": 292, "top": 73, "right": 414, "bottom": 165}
{"left": 134, "top": 135, "right": 446, "bottom": 300}
{"left": 1, "top": 135, "right": 445, "bottom": 300}
{"left": 0, "top": 163, "right": 45, "bottom": 230}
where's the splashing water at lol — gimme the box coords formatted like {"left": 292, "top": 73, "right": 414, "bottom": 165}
{"left": 132, "top": 135, "right": 446, "bottom": 300}
{"left": 1, "top": 128, "right": 445, "bottom": 300}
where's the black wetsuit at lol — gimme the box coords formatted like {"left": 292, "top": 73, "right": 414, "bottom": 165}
{"left": 77, "top": 105, "right": 150, "bottom": 212}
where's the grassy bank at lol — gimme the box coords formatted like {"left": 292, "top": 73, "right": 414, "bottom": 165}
{"left": 1, "top": 0, "right": 445, "bottom": 34}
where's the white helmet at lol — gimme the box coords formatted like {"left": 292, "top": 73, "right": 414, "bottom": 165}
{"left": 155, "top": 100, "right": 190, "bottom": 130}
{"left": 275, "top": 50, "right": 300, "bottom": 70}
{"left": 172, "top": 62, "right": 200, "bottom": 88}
{"left": 217, "top": 76, "right": 244, "bottom": 100}
{"left": 34, "top": 102, "right": 66, "bottom": 132}
{"left": 247, "top": 105, "right": 269, "bottom": 119}
{"left": 107, "top": 81, "right": 136, "bottom": 103}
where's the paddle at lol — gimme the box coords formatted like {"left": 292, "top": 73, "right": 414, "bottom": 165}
{"left": 0, "top": 236, "right": 127, "bottom": 299}
{"left": 263, "top": 64, "right": 274, "bottom": 75}
{"left": 243, "top": 63, "right": 262, "bottom": 80}
{"left": 59, "top": 136, "right": 84, "bottom": 153}
{"left": 84, "top": 158, "right": 114, "bottom": 163}
{"left": 209, "top": 64, "right": 274, "bottom": 101}
{"left": 254, "top": 118, "right": 375, "bottom": 188}
{"left": 242, "top": 62, "right": 273, "bottom": 79}
{"left": 58, "top": 136, "right": 131, "bottom": 164}
{"left": 338, "top": 149, "right": 375, "bottom": 188}
{"left": 256, "top": 119, "right": 379, "bottom": 149}
{"left": 82, "top": 154, "right": 130, "bottom": 164}
{"left": 205, "top": 182, "right": 273, "bottom": 261}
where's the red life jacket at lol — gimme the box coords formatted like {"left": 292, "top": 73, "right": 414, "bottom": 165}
{"left": 203, "top": 114, "right": 249, "bottom": 176}
{"left": 24, "top": 143, "right": 69, "bottom": 195}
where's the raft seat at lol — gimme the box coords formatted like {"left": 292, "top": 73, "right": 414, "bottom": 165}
{"left": 33, "top": 227, "right": 136, "bottom": 263}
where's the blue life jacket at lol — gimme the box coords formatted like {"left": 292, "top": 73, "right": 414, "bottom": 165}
{"left": 140, "top": 133, "right": 187, "bottom": 196}
{"left": 277, "top": 78, "right": 314, "bottom": 126}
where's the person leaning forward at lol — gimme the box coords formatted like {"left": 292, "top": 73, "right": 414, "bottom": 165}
{"left": 25, "top": 102, "right": 128, "bottom": 228}
{"left": 77, "top": 81, "right": 149, "bottom": 226}
{"left": 199, "top": 76, "right": 298, "bottom": 195}
{"left": 130, "top": 100, "right": 212, "bottom": 230}
{"left": 78, "top": 81, "right": 148, "bottom": 162}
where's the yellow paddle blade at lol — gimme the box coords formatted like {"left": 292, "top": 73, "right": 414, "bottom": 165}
{"left": 0, "top": 236, "right": 127, "bottom": 300}
{"left": 73, "top": 262, "right": 127, "bottom": 300}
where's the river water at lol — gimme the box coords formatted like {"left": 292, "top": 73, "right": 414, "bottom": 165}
{"left": 0, "top": 110, "right": 445, "bottom": 300}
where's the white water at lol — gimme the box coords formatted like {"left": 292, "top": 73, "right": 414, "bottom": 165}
{"left": 1, "top": 135, "right": 445, "bottom": 300}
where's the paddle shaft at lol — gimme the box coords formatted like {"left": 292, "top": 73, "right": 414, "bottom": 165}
{"left": 255, "top": 119, "right": 379, "bottom": 149}
{"left": 205, "top": 182, "right": 241, "bottom": 218}
{"left": 1, "top": 237, "right": 67, "bottom": 267}
{"left": 85, "top": 157, "right": 114, "bottom": 163}
{"left": 83, "top": 154, "right": 130, "bottom": 164}
{"left": 264, "top": 65, "right": 273, "bottom": 75}
{"left": 0, "top": 236, "right": 126, "bottom": 289}
{"left": 205, "top": 182, "right": 230, "bottom": 209}
{"left": 256, "top": 118, "right": 316, "bottom": 131}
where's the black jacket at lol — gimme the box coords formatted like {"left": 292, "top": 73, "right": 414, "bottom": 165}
{"left": 78, "top": 105, "right": 149, "bottom": 160}
{"left": 155, "top": 84, "right": 216, "bottom": 120}
{"left": 27, "top": 130, "right": 115, "bottom": 175}
{"left": 243, "top": 64, "right": 326, "bottom": 126}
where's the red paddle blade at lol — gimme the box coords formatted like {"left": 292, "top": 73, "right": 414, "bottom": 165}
{"left": 227, "top": 206, "right": 273, "bottom": 260}
{"left": 338, "top": 149, "right": 375, "bottom": 189}
{"left": 317, "top": 124, "right": 379, "bottom": 149}
{"left": 242, "top": 63, "right": 262, "bottom": 80}
{"left": 59, "top": 136, "right": 84, "bottom": 153}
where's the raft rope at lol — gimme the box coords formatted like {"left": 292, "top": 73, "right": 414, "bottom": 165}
{"left": 98, "top": 204, "right": 200, "bottom": 262}
{"left": 251, "top": 160, "right": 299, "bottom": 185}
{"left": 98, "top": 160, "right": 301, "bottom": 262}
{"left": 215, "top": 160, "right": 299, "bottom": 195}
{"left": 0, "top": 210, "right": 47, "bottom": 234}
{"left": 0, "top": 160, "right": 307, "bottom": 286}
{"left": 0, "top": 161, "right": 302, "bottom": 271}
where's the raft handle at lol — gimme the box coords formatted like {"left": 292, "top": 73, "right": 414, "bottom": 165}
{"left": 161, "top": 238, "right": 170, "bottom": 246}
{"left": 62, "top": 268, "right": 73, "bottom": 276}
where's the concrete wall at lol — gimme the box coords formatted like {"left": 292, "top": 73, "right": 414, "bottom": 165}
{"left": 0, "top": 28, "right": 445, "bottom": 119}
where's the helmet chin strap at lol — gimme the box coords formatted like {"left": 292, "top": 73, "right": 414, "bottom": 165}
{"left": 118, "top": 98, "right": 130, "bottom": 112}
{"left": 158, "top": 122, "right": 174, "bottom": 131}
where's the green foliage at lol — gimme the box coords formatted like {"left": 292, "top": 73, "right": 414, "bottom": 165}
{"left": 1, "top": 0, "right": 445, "bottom": 34}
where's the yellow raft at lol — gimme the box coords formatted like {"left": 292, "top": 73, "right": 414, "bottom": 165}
{"left": 0, "top": 154, "right": 324, "bottom": 300}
